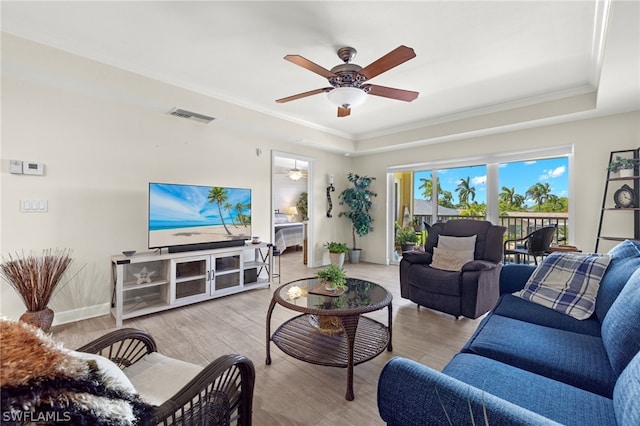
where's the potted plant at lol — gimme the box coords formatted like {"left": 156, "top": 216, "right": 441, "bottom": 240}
{"left": 312, "top": 264, "right": 348, "bottom": 335}
{"left": 296, "top": 192, "right": 308, "bottom": 220}
{"left": 608, "top": 156, "right": 640, "bottom": 177}
{"left": 317, "top": 264, "right": 347, "bottom": 291}
{"left": 396, "top": 226, "right": 419, "bottom": 253}
{"left": 0, "top": 249, "right": 75, "bottom": 331}
{"left": 324, "top": 242, "right": 349, "bottom": 267}
{"left": 412, "top": 216, "right": 423, "bottom": 232}
{"left": 339, "top": 173, "right": 377, "bottom": 263}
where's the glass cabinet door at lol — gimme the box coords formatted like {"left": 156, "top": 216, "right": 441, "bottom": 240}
{"left": 172, "top": 257, "right": 210, "bottom": 302}
{"left": 212, "top": 253, "right": 241, "bottom": 293}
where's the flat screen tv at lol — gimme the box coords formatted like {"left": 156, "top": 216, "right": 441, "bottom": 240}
{"left": 149, "top": 183, "right": 252, "bottom": 252}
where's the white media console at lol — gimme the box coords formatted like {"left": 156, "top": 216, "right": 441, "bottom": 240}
{"left": 111, "top": 242, "right": 272, "bottom": 327}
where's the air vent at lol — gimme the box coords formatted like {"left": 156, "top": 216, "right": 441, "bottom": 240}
{"left": 167, "top": 108, "right": 215, "bottom": 124}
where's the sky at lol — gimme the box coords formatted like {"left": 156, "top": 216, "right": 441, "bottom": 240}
{"left": 413, "top": 157, "right": 569, "bottom": 206}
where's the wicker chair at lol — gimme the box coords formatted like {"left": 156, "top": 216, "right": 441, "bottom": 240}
{"left": 77, "top": 328, "right": 255, "bottom": 426}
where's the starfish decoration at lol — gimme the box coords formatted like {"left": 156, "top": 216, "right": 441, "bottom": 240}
{"left": 134, "top": 267, "right": 156, "bottom": 284}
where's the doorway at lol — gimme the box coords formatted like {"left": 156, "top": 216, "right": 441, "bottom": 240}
{"left": 272, "top": 152, "right": 313, "bottom": 268}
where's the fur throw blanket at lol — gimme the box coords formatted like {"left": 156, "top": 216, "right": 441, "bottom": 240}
{"left": 1, "top": 319, "right": 154, "bottom": 425}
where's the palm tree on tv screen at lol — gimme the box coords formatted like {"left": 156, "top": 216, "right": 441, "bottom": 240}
{"left": 208, "top": 187, "right": 232, "bottom": 235}
{"left": 224, "top": 202, "right": 237, "bottom": 227}
{"left": 235, "top": 202, "right": 250, "bottom": 227}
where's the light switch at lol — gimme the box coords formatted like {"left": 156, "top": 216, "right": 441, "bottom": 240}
{"left": 20, "top": 199, "right": 47, "bottom": 213}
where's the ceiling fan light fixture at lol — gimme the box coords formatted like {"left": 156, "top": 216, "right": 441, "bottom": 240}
{"left": 327, "top": 87, "right": 367, "bottom": 108}
{"left": 288, "top": 169, "right": 303, "bottom": 181}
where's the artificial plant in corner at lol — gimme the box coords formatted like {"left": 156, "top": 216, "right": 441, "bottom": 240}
{"left": 0, "top": 248, "right": 75, "bottom": 332}
{"left": 338, "top": 173, "right": 377, "bottom": 263}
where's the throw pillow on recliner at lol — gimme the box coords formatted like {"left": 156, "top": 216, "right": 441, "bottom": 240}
{"left": 430, "top": 235, "right": 477, "bottom": 271}
{"left": 516, "top": 252, "right": 612, "bottom": 320}
{"left": 437, "top": 235, "right": 477, "bottom": 251}
{"left": 431, "top": 247, "right": 475, "bottom": 271}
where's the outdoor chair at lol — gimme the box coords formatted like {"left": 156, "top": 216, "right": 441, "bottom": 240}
{"left": 503, "top": 224, "right": 557, "bottom": 265}
{"left": 78, "top": 328, "right": 255, "bottom": 426}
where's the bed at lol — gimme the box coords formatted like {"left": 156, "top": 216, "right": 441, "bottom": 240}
{"left": 274, "top": 213, "right": 304, "bottom": 254}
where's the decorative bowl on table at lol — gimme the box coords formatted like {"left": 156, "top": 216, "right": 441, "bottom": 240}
{"left": 122, "top": 250, "right": 136, "bottom": 257}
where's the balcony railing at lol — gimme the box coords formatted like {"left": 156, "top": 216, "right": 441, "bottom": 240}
{"left": 413, "top": 214, "right": 569, "bottom": 245}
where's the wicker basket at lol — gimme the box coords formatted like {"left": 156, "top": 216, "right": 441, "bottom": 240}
{"left": 309, "top": 315, "right": 344, "bottom": 336}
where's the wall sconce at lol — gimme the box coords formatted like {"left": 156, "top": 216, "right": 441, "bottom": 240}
{"left": 326, "top": 174, "right": 335, "bottom": 218}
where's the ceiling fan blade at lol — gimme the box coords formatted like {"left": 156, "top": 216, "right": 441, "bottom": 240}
{"left": 358, "top": 45, "right": 416, "bottom": 80}
{"left": 364, "top": 84, "right": 419, "bottom": 102}
{"left": 337, "top": 106, "right": 351, "bottom": 117}
{"left": 284, "top": 55, "right": 336, "bottom": 79}
{"left": 276, "top": 87, "right": 333, "bottom": 103}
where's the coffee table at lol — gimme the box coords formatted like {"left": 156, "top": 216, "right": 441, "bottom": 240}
{"left": 265, "top": 277, "right": 393, "bottom": 400}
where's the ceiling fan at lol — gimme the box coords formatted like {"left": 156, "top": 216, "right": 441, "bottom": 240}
{"left": 275, "top": 160, "right": 308, "bottom": 181}
{"left": 276, "top": 45, "right": 419, "bottom": 117}
{"left": 287, "top": 161, "right": 307, "bottom": 181}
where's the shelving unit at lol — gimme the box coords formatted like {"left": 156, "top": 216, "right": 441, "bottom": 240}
{"left": 595, "top": 148, "right": 640, "bottom": 252}
{"left": 111, "top": 242, "right": 272, "bottom": 327}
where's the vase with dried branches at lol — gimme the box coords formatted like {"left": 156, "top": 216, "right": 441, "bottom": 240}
{"left": 0, "top": 248, "right": 74, "bottom": 331}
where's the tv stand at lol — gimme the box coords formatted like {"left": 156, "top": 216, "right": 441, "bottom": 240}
{"left": 111, "top": 242, "right": 272, "bottom": 327}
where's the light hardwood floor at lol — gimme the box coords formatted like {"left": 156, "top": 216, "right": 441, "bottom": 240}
{"left": 52, "top": 249, "right": 483, "bottom": 426}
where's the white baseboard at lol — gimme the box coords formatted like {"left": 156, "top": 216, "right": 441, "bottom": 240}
{"left": 52, "top": 303, "right": 111, "bottom": 326}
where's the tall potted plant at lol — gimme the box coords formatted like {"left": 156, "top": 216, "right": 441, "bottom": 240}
{"left": 339, "top": 173, "right": 377, "bottom": 263}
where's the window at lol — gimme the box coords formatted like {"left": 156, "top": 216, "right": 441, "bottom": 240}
{"left": 388, "top": 146, "right": 573, "bottom": 262}
{"left": 499, "top": 157, "right": 569, "bottom": 242}
{"left": 414, "top": 165, "right": 487, "bottom": 223}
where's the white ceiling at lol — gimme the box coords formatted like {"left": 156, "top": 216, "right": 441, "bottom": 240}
{"left": 2, "top": 1, "right": 639, "bottom": 148}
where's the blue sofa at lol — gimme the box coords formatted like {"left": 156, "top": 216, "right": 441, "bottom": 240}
{"left": 378, "top": 240, "right": 640, "bottom": 425}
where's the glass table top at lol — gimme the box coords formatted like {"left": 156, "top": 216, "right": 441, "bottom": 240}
{"left": 275, "top": 277, "right": 391, "bottom": 314}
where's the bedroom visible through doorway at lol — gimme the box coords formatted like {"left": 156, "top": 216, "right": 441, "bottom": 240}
{"left": 272, "top": 153, "right": 313, "bottom": 267}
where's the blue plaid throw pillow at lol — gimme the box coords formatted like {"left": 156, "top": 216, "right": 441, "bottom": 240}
{"left": 517, "top": 252, "right": 612, "bottom": 320}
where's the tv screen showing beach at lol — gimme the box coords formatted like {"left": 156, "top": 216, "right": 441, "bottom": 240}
{"left": 148, "top": 183, "right": 252, "bottom": 249}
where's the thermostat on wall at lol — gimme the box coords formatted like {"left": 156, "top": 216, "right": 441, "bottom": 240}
{"left": 22, "top": 162, "right": 44, "bottom": 175}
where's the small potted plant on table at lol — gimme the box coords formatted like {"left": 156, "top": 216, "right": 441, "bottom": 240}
{"left": 312, "top": 264, "right": 347, "bottom": 335}
{"left": 324, "top": 242, "right": 349, "bottom": 267}
{"left": 317, "top": 263, "right": 347, "bottom": 292}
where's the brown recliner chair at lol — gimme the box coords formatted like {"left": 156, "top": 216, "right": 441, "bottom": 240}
{"left": 400, "top": 219, "right": 506, "bottom": 319}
